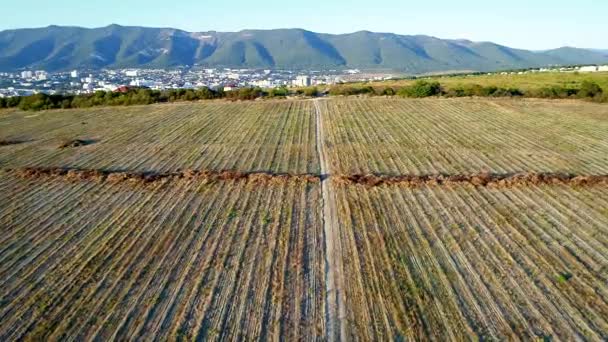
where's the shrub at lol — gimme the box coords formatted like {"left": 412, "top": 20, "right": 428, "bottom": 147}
{"left": 398, "top": 81, "right": 442, "bottom": 98}
{"left": 379, "top": 87, "right": 396, "bottom": 96}
{"left": 492, "top": 87, "right": 524, "bottom": 97}
{"left": 269, "top": 86, "right": 289, "bottom": 98}
{"left": 302, "top": 87, "right": 319, "bottom": 97}
{"left": 226, "top": 87, "right": 267, "bottom": 101}
{"left": 577, "top": 81, "right": 603, "bottom": 99}
{"left": 6, "top": 96, "right": 20, "bottom": 107}
{"left": 328, "top": 85, "right": 375, "bottom": 96}
{"left": 530, "top": 86, "right": 577, "bottom": 99}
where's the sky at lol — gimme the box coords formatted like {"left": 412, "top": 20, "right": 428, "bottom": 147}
{"left": 2, "top": 0, "right": 606, "bottom": 50}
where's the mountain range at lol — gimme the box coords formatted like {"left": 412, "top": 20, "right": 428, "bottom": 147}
{"left": 0, "top": 25, "right": 607, "bottom": 74}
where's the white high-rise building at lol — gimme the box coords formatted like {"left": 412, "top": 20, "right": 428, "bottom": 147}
{"left": 21, "top": 71, "right": 33, "bottom": 79}
{"left": 35, "top": 70, "right": 48, "bottom": 81}
{"left": 294, "top": 75, "right": 311, "bottom": 87}
{"left": 70, "top": 70, "right": 79, "bottom": 78}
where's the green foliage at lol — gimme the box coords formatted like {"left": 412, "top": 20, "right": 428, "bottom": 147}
{"left": 7, "top": 86, "right": 224, "bottom": 111}
{"left": 261, "top": 213, "right": 272, "bottom": 226}
{"left": 328, "top": 85, "right": 375, "bottom": 96}
{"left": 556, "top": 272, "right": 573, "bottom": 284}
{"left": 379, "top": 87, "right": 396, "bottom": 96}
{"left": 227, "top": 209, "right": 238, "bottom": 220}
{"left": 268, "top": 86, "right": 289, "bottom": 98}
{"left": 302, "top": 87, "right": 319, "bottom": 97}
{"left": 577, "top": 81, "right": 603, "bottom": 99}
{"left": 444, "top": 84, "right": 523, "bottom": 98}
{"left": 0, "top": 97, "right": 6, "bottom": 108}
{"left": 398, "top": 80, "right": 442, "bottom": 98}
{"left": 529, "top": 86, "right": 578, "bottom": 99}
{"left": 225, "top": 87, "right": 267, "bottom": 101}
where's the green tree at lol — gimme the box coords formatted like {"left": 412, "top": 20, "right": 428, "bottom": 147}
{"left": 269, "top": 86, "right": 289, "bottom": 97}
{"left": 577, "top": 81, "right": 603, "bottom": 99}
{"left": 398, "top": 80, "right": 442, "bottom": 98}
{"left": 6, "top": 96, "right": 21, "bottom": 107}
{"left": 303, "top": 87, "right": 319, "bottom": 97}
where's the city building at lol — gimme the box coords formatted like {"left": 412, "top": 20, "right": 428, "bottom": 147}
{"left": 35, "top": 70, "right": 48, "bottom": 81}
{"left": 21, "top": 71, "right": 33, "bottom": 79}
{"left": 579, "top": 66, "right": 599, "bottom": 72}
{"left": 70, "top": 70, "right": 79, "bottom": 78}
{"left": 293, "top": 75, "right": 311, "bottom": 87}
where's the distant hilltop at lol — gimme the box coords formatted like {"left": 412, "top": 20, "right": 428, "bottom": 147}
{"left": 0, "top": 25, "right": 607, "bottom": 74}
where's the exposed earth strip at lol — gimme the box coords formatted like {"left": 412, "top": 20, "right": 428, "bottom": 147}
{"left": 5, "top": 167, "right": 608, "bottom": 189}
{"left": 314, "top": 99, "right": 347, "bottom": 341}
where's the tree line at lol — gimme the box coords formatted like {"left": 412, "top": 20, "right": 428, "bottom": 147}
{"left": 328, "top": 80, "right": 607, "bottom": 102}
{"left": 0, "top": 80, "right": 605, "bottom": 112}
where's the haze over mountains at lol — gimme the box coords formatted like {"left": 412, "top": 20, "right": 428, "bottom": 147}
{"left": 0, "top": 25, "right": 607, "bottom": 74}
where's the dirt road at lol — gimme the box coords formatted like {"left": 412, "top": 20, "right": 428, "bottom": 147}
{"left": 314, "top": 99, "right": 346, "bottom": 341}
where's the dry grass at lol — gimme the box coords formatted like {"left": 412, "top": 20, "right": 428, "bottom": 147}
{"left": 334, "top": 183, "right": 608, "bottom": 340}
{"left": 1, "top": 97, "right": 607, "bottom": 340}
{"left": 0, "top": 174, "right": 324, "bottom": 340}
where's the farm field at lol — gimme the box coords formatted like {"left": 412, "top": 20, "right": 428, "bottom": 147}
{"left": 0, "top": 171, "right": 324, "bottom": 340}
{"left": 357, "top": 71, "right": 608, "bottom": 92}
{"left": 0, "top": 100, "right": 318, "bottom": 174}
{"left": 333, "top": 182, "right": 608, "bottom": 340}
{"left": 320, "top": 97, "right": 608, "bottom": 175}
{"left": 0, "top": 97, "right": 607, "bottom": 340}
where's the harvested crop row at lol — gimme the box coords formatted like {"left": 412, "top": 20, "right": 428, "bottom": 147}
{"left": 0, "top": 101, "right": 319, "bottom": 175}
{"left": 334, "top": 183, "right": 608, "bottom": 340}
{"left": 334, "top": 172, "right": 608, "bottom": 188}
{"left": 7, "top": 167, "right": 608, "bottom": 189}
{"left": 0, "top": 173, "right": 325, "bottom": 340}
{"left": 320, "top": 98, "right": 608, "bottom": 175}
{"left": 9, "top": 167, "right": 321, "bottom": 186}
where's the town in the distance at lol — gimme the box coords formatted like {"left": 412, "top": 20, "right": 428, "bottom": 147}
{"left": 0, "top": 67, "right": 389, "bottom": 98}
{"left": 2, "top": 64, "right": 608, "bottom": 98}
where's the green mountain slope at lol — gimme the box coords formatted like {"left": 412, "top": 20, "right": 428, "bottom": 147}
{"left": 0, "top": 25, "right": 606, "bottom": 73}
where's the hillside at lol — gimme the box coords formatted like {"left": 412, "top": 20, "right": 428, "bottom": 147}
{"left": 0, "top": 25, "right": 607, "bottom": 73}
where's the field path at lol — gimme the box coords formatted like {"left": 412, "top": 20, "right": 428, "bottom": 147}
{"left": 314, "top": 99, "right": 346, "bottom": 341}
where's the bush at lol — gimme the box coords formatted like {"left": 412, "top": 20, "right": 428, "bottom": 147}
{"left": 302, "top": 87, "right": 319, "bottom": 97}
{"left": 0, "top": 97, "right": 6, "bottom": 108}
{"left": 379, "top": 87, "right": 396, "bottom": 96}
{"left": 444, "top": 84, "right": 524, "bottom": 98}
{"left": 18, "top": 93, "right": 54, "bottom": 111}
{"left": 398, "top": 80, "right": 442, "bottom": 98}
{"left": 492, "top": 87, "right": 524, "bottom": 97}
{"left": 577, "top": 81, "right": 603, "bottom": 99}
{"left": 6, "top": 96, "right": 20, "bottom": 108}
{"left": 269, "top": 86, "right": 289, "bottom": 98}
{"left": 328, "top": 85, "right": 375, "bottom": 96}
{"left": 225, "top": 87, "right": 267, "bottom": 101}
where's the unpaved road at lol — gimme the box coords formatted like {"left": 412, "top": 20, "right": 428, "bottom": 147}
{"left": 314, "top": 99, "right": 346, "bottom": 341}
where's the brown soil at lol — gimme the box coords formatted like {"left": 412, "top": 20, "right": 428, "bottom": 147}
{"left": 0, "top": 140, "right": 23, "bottom": 146}
{"left": 58, "top": 139, "right": 94, "bottom": 149}
{"left": 333, "top": 172, "right": 608, "bottom": 188}
{"left": 8, "top": 168, "right": 608, "bottom": 189}
{"left": 11, "top": 167, "right": 321, "bottom": 186}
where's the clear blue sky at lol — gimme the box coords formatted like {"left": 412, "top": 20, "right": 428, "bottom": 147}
{"left": 3, "top": 0, "right": 606, "bottom": 50}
